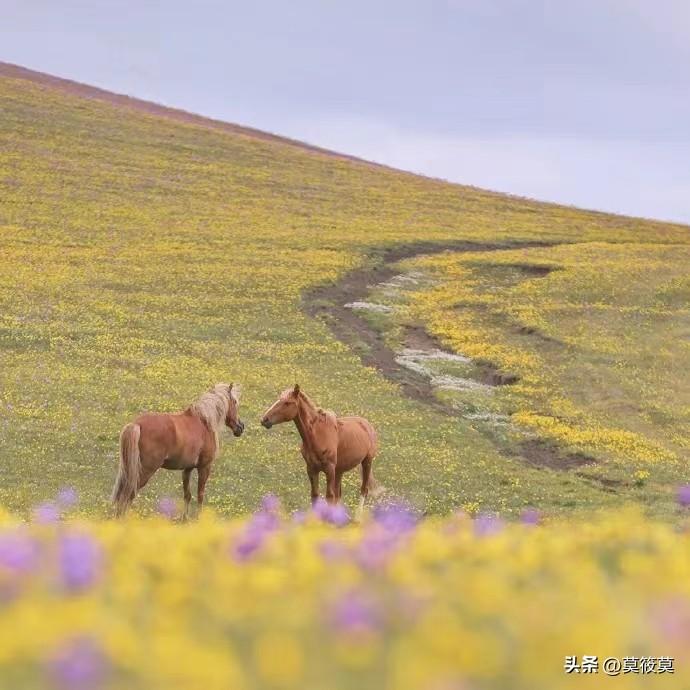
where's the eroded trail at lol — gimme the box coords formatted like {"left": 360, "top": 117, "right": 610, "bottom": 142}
{"left": 303, "top": 240, "right": 599, "bottom": 472}
{"left": 304, "top": 240, "right": 554, "bottom": 410}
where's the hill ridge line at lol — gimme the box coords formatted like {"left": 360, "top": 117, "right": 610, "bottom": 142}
{"left": 2, "top": 61, "right": 689, "bottom": 230}
{"left": 0, "top": 60, "right": 405, "bottom": 173}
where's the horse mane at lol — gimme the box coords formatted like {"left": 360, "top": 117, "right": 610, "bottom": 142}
{"left": 297, "top": 390, "right": 337, "bottom": 427}
{"left": 188, "top": 384, "right": 235, "bottom": 451}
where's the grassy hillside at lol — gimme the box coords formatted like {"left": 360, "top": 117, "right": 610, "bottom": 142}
{"left": 1, "top": 72, "right": 688, "bottom": 518}
{"left": 360, "top": 243, "right": 689, "bottom": 490}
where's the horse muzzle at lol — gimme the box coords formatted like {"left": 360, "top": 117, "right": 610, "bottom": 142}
{"left": 232, "top": 420, "right": 245, "bottom": 437}
{"left": 261, "top": 417, "right": 273, "bottom": 429}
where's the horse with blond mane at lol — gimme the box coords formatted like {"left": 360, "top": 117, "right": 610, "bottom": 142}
{"left": 112, "top": 383, "right": 244, "bottom": 517}
{"left": 261, "top": 384, "right": 380, "bottom": 512}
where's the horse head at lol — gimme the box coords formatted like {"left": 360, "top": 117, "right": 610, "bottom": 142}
{"left": 225, "top": 383, "right": 245, "bottom": 437}
{"left": 261, "top": 384, "right": 301, "bottom": 429}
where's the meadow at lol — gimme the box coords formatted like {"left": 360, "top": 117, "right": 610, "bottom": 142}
{"left": 358, "top": 242, "right": 689, "bottom": 506}
{"left": 1, "top": 72, "right": 688, "bottom": 519}
{"left": 1, "top": 67, "right": 690, "bottom": 690}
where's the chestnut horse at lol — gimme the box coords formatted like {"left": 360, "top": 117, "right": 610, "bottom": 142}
{"left": 260, "top": 385, "right": 380, "bottom": 512}
{"left": 112, "top": 383, "right": 244, "bottom": 518}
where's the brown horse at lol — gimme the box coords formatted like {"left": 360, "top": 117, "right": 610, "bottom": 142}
{"left": 112, "top": 383, "right": 244, "bottom": 518}
{"left": 260, "top": 385, "right": 380, "bottom": 513}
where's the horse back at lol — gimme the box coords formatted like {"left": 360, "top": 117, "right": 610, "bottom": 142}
{"left": 336, "top": 416, "right": 377, "bottom": 462}
{"left": 134, "top": 412, "right": 207, "bottom": 465}
{"left": 131, "top": 413, "right": 174, "bottom": 456}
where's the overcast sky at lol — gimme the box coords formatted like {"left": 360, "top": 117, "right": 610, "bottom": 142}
{"left": 3, "top": 1, "right": 690, "bottom": 224}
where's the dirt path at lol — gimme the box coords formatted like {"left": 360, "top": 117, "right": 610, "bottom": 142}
{"left": 304, "top": 240, "right": 554, "bottom": 407}
{"left": 304, "top": 240, "right": 598, "bottom": 471}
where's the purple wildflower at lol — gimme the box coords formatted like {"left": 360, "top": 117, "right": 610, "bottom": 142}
{"left": 372, "top": 501, "right": 418, "bottom": 534}
{"left": 233, "top": 532, "right": 264, "bottom": 561}
{"left": 520, "top": 508, "right": 541, "bottom": 525}
{"left": 260, "top": 493, "right": 281, "bottom": 514}
{"left": 327, "top": 503, "right": 350, "bottom": 527}
{"left": 56, "top": 487, "right": 79, "bottom": 509}
{"left": 355, "top": 529, "right": 403, "bottom": 571}
{"left": 312, "top": 498, "right": 330, "bottom": 520}
{"left": 252, "top": 508, "right": 280, "bottom": 533}
{"left": 351, "top": 501, "right": 418, "bottom": 571}
{"left": 59, "top": 532, "right": 102, "bottom": 592}
{"left": 677, "top": 485, "right": 690, "bottom": 508}
{"left": 291, "top": 510, "right": 307, "bottom": 524}
{"left": 157, "top": 497, "right": 178, "bottom": 519}
{"left": 33, "top": 501, "right": 61, "bottom": 524}
{"left": 473, "top": 512, "right": 504, "bottom": 537}
{"left": 232, "top": 500, "right": 281, "bottom": 561}
{"left": 329, "top": 590, "right": 380, "bottom": 635}
{"left": 0, "top": 529, "right": 39, "bottom": 573}
{"left": 312, "top": 498, "right": 350, "bottom": 526}
{"left": 48, "top": 637, "right": 106, "bottom": 690}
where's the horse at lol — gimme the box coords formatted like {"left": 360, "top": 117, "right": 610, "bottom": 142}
{"left": 112, "top": 383, "right": 244, "bottom": 518}
{"left": 260, "top": 384, "right": 380, "bottom": 514}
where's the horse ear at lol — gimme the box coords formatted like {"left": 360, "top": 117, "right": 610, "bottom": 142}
{"left": 293, "top": 383, "right": 300, "bottom": 397}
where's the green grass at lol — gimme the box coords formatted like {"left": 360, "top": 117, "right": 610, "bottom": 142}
{"left": 0, "top": 74, "right": 688, "bottom": 519}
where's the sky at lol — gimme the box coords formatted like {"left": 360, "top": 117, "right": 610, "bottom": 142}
{"left": 3, "top": 0, "right": 690, "bottom": 224}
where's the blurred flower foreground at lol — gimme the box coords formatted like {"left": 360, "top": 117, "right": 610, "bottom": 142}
{"left": 1, "top": 495, "right": 689, "bottom": 690}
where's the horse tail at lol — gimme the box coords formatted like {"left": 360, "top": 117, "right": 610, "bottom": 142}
{"left": 364, "top": 421, "right": 385, "bottom": 499}
{"left": 367, "top": 422, "right": 379, "bottom": 457}
{"left": 112, "top": 423, "right": 141, "bottom": 516}
{"left": 366, "top": 467, "right": 386, "bottom": 499}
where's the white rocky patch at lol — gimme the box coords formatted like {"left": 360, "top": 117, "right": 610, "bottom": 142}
{"left": 431, "top": 374, "right": 493, "bottom": 392}
{"left": 396, "top": 348, "right": 471, "bottom": 371}
{"left": 344, "top": 301, "right": 393, "bottom": 313}
{"left": 396, "top": 348, "right": 493, "bottom": 393}
{"left": 463, "top": 412, "right": 511, "bottom": 424}
{"left": 376, "top": 273, "right": 423, "bottom": 290}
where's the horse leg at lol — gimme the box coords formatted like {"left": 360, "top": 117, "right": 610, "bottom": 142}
{"left": 307, "top": 467, "right": 319, "bottom": 506}
{"left": 357, "top": 457, "right": 373, "bottom": 520}
{"left": 197, "top": 464, "right": 211, "bottom": 511}
{"left": 118, "top": 464, "right": 156, "bottom": 517}
{"left": 335, "top": 470, "right": 343, "bottom": 502}
{"left": 182, "top": 468, "right": 193, "bottom": 520}
{"left": 324, "top": 462, "right": 337, "bottom": 505}
{"left": 136, "top": 466, "right": 156, "bottom": 494}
